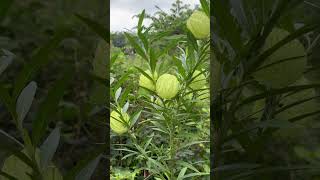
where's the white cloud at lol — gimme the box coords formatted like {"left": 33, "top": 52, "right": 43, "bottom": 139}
{"left": 111, "top": 0, "right": 200, "bottom": 32}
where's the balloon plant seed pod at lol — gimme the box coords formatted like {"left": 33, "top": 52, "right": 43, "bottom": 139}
{"left": 110, "top": 110, "right": 130, "bottom": 135}
{"left": 187, "top": 11, "right": 210, "bottom": 39}
{"left": 189, "top": 70, "right": 207, "bottom": 90}
{"left": 139, "top": 70, "right": 158, "bottom": 91}
{"left": 156, "top": 74, "right": 180, "bottom": 99}
{"left": 252, "top": 28, "right": 307, "bottom": 88}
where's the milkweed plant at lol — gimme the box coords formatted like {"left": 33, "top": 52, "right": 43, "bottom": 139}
{"left": 110, "top": 0, "right": 211, "bottom": 179}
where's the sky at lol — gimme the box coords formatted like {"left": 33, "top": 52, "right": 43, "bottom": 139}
{"left": 111, "top": 0, "right": 200, "bottom": 32}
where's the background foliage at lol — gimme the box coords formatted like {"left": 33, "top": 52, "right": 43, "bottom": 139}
{"left": 0, "top": 0, "right": 108, "bottom": 179}
{"left": 211, "top": 0, "right": 320, "bottom": 179}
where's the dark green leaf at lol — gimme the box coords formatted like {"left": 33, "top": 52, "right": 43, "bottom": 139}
{"left": 32, "top": 68, "right": 74, "bottom": 146}
{"left": 16, "top": 81, "right": 37, "bottom": 126}
{"left": 0, "top": 49, "right": 14, "bottom": 76}
{"left": 75, "top": 14, "right": 109, "bottom": 42}
{"left": 40, "top": 127, "right": 60, "bottom": 170}
{"left": 0, "top": 85, "right": 15, "bottom": 119}
{"left": 64, "top": 145, "right": 106, "bottom": 180}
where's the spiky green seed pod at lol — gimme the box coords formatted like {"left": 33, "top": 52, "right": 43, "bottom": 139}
{"left": 187, "top": 11, "right": 210, "bottom": 39}
{"left": 110, "top": 110, "right": 130, "bottom": 135}
{"left": 156, "top": 74, "right": 180, "bottom": 99}
{"left": 252, "top": 28, "right": 307, "bottom": 88}
{"left": 139, "top": 70, "right": 158, "bottom": 91}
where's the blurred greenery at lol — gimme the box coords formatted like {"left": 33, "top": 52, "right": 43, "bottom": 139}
{"left": 0, "top": 0, "right": 108, "bottom": 179}
{"left": 211, "top": 0, "right": 320, "bottom": 179}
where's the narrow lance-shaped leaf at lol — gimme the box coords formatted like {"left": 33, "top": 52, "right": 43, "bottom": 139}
{"left": 115, "top": 87, "right": 122, "bottom": 103}
{"left": 235, "top": 84, "right": 320, "bottom": 110}
{"left": 32, "top": 68, "right": 74, "bottom": 146}
{"left": 75, "top": 155, "right": 101, "bottom": 180}
{"left": 40, "top": 127, "right": 60, "bottom": 170}
{"left": 0, "top": 129, "right": 24, "bottom": 148}
{"left": 0, "top": 49, "right": 15, "bottom": 76}
{"left": 16, "top": 81, "right": 37, "bottom": 127}
{"left": 200, "top": 0, "right": 210, "bottom": 16}
{"left": 138, "top": 10, "right": 145, "bottom": 34}
{"left": 212, "top": 0, "right": 242, "bottom": 52}
{"left": 0, "top": 85, "right": 15, "bottom": 119}
{"left": 64, "top": 145, "right": 106, "bottom": 180}
{"left": 130, "top": 110, "right": 142, "bottom": 128}
{"left": 75, "top": 14, "right": 109, "bottom": 42}
{"left": 0, "top": 171, "right": 19, "bottom": 180}
{"left": 177, "top": 167, "right": 188, "bottom": 180}
{"left": 125, "top": 32, "right": 148, "bottom": 61}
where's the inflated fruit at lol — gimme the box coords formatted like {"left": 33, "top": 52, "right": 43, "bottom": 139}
{"left": 156, "top": 74, "right": 180, "bottom": 99}
{"left": 139, "top": 70, "right": 158, "bottom": 91}
{"left": 189, "top": 70, "right": 207, "bottom": 90}
{"left": 187, "top": 11, "right": 210, "bottom": 39}
{"left": 252, "top": 28, "right": 307, "bottom": 88}
{"left": 110, "top": 110, "right": 130, "bottom": 134}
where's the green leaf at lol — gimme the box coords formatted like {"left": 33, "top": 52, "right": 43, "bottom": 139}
{"left": 134, "top": 66, "right": 154, "bottom": 82}
{"left": 0, "top": 145, "right": 37, "bottom": 175}
{"left": 149, "top": 48, "right": 157, "bottom": 73}
{"left": 92, "top": 40, "right": 108, "bottom": 79}
{"left": 40, "top": 127, "right": 60, "bottom": 170}
{"left": 0, "top": 129, "right": 23, "bottom": 148}
{"left": 75, "top": 14, "right": 109, "bottom": 42}
{"left": 200, "top": 0, "right": 210, "bottom": 16}
{"left": 176, "top": 161, "right": 200, "bottom": 173}
{"left": 0, "top": 85, "right": 15, "bottom": 119}
{"left": 115, "top": 87, "right": 122, "bottom": 103}
{"left": 177, "top": 167, "right": 188, "bottom": 179}
{"left": 223, "top": 118, "right": 300, "bottom": 143}
{"left": 130, "top": 110, "right": 142, "bottom": 128}
{"left": 75, "top": 155, "right": 101, "bottom": 180}
{"left": 138, "top": 10, "right": 145, "bottom": 34}
{"left": 212, "top": 0, "right": 242, "bottom": 51}
{"left": 0, "top": 49, "right": 14, "bottom": 76}
{"left": 181, "top": 172, "right": 209, "bottom": 179}
{"left": 235, "top": 84, "right": 320, "bottom": 110}
{"left": 124, "top": 33, "right": 148, "bottom": 61}
{"left": 32, "top": 68, "right": 74, "bottom": 146}
{"left": 113, "top": 71, "right": 132, "bottom": 93}
{"left": 64, "top": 145, "right": 105, "bottom": 180}
{"left": 12, "top": 27, "right": 71, "bottom": 100}
{"left": 213, "top": 163, "right": 260, "bottom": 172}
{"left": 0, "top": 171, "right": 19, "bottom": 180}
{"left": 16, "top": 81, "right": 37, "bottom": 126}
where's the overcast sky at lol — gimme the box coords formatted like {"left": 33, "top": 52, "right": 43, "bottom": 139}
{"left": 111, "top": 0, "right": 200, "bottom": 32}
